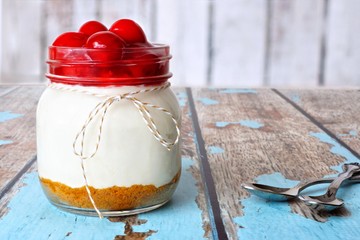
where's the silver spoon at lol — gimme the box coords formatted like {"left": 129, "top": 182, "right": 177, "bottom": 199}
{"left": 299, "top": 163, "right": 360, "bottom": 210}
{"left": 242, "top": 164, "right": 360, "bottom": 202}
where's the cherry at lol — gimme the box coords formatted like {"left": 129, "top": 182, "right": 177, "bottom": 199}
{"left": 79, "top": 20, "right": 107, "bottom": 36}
{"left": 85, "top": 31, "right": 126, "bottom": 61}
{"left": 128, "top": 54, "right": 162, "bottom": 77}
{"left": 86, "top": 31, "right": 125, "bottom": 49}
{"left": 52, "top": 32, "right": 88, "bottom": 47}
{"left": 110, "top": 19, "right": 147, "bottom": 44}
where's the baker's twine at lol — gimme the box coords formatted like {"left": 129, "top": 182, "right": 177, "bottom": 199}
{"left": 48, "top": 82, "right": 180, "bottom": 218}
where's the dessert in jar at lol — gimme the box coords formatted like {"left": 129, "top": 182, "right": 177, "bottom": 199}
{"left": 36, "top": 19, "right": 181, "bottom": 217}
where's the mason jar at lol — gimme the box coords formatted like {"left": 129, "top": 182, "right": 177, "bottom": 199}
{"left": 36, "top": 45, "right": 181, "bottom": 217}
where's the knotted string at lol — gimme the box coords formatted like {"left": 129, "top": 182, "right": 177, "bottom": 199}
{"left": 48, "top": 82, "right": 180, "bottom": 218}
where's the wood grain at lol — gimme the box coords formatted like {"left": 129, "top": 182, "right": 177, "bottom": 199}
{"left": 279, "top": 89, "right": 360, "bottom": 155}
{"left": 325, "top": 0, "right": 360, "bottom": 86}
{"left": 174, "top": 88, "right": 212, "bottom": 238}
{"left": 212, "top": 0, "right": 266, "bottom": 87}
{"left": 156, "top": 0, "right": 209, "bottom": 87}
{"left": 1, "top": 1, "right": 360, "bottom": 87}
{"left": 99, "top": 0, "right": 154, "bottom": 39}
{"left": 192, "top": 88, "right": 353, "bottom": 238}
{"left": 72, "top": 0, "right": 99, "bottom": 28}
{"left": 267, "top": 0, "right": 325, "bottom": 87}
{"left": 1, "top": 0, "right": 42, "bottom": 83}
{"left": 0, "top": 164, "right": 37, "bottom": 217}
{"left": 0, "top": 86, "right": 44, "bottom": 193}
{"left": 0, "top": 86, "right": 18, "bottom": 97}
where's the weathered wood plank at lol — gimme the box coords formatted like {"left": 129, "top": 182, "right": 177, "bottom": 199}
{"left": 212, "top": 0, "right": 266, "bottom": 87}
{"left": 324, "top": 0, "right": 360, "bottom": 86}
{"left": 0, "top": 86, "right": 18, "bottom": 97}
{"left": 1, "top": 0, "right": 42, "bottom": 83}
{"left": 0, "top": 87, "right": 212, "bottom": 239}
{"left": 43, "top": 0, "right": 76, "bottom": 47}
{"left": 0, "top": 86, "right": 44, "bottom": 193}
{"left": 155, "top": 0, "right": 209, "bottom": 87}
{"left": 177, "top": 88, "right": 213, "bottom": 239}
{"left": 72, "top": 0, "right": 99, "bottom": 26}
{"left": 279, "top": 89, "right": 360, "bottom": 156}
{"left": 99, "top": 0, "right": 154, "bottom": 39}
{"left": 267, "top": 0, "right": 325, "bottom": 87}
{"left": 0, "top": 1, "right": 2, "bottom": 76}
{"left": 0, "top": 164, "right": 37, "bottom": 218}
{"left": 2, "top": 1, "right": 360, "bottom": 87}
{"left": 192, "top": 88, "right": 360, "bottom": 239}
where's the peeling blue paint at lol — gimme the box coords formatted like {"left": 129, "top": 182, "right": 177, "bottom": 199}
{"left": 289, "top": 94, "right": 301, "bottom": 104}
{"left": 338, "top": 130, "right": 358, "bottom": 138}
{"left": 0, "top": 111, "right": 23, "bottom": 123}
{"left": 216, "top": 120, "right": 264, "bottom": 129}
{"left": 0, "top": 172, "right": 125, "bottom": 239}
{"left": 0, "top": 140, "right": 12, "bottom": 145}
{"left": 219, "top": 89, "right": 257, "bottom": 94}
{"left": 175, "top": 92, "right": 187, "bottom": 108}
{"left": 134, "top": 157, "right": 204, "bottom": 239}
{"left": 215, "top": 122, "right": 230, "bottom": 128}
{"left": 349, "top": 130, "right": 358, "bottom": 136}
{"left": 239, "top": 120, "right": 264, "bottom": 129}
{"left": 0, "top": 157, "right": 205, "bottom": 239}
{"left": 197, "top": 98, "right": 219, "bottom": 105}
{"left": 235, "top": 132, "right": 360, "bottom": 239}
{"left": 0, "top": 111, "right": 22, "bottom": 147}
{"left": 235, "top": 171, "right": 360, "bottom": 240}
{"left": 208, "top": 146, "right": 224, "bottom": 154}
{"left": 310, "top": 132, "right": 360, "bottom": 173}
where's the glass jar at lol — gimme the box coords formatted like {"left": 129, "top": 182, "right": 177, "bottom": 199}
{"left": 37, "top": 45, "right": 181, "bottom": 217}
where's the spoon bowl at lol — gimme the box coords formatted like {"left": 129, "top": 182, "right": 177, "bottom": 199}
{"left": 242, "top": 165, "right": 360, "bottom": 202}
{"left": 299, "top": 163, "right": 360, "bottom": 210}
{"left": 242, "top": 179, "right": 336, "bottom": 201}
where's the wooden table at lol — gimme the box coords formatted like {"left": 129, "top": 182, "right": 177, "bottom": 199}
{"left": 0, "top": 85, "right": 359, "bottom": 240}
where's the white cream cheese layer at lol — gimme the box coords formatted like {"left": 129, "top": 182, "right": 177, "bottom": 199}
{"left": 37, "top": 83, "right": 181, "bottom": 188}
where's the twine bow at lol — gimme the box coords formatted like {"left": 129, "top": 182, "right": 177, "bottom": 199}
{"left": 48, "top": 82, "right": 180, "bottom": 218}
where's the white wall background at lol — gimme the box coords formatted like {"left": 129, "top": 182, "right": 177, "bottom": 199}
{"left": 0, "top": 0, "right": 359, "bottom": 87}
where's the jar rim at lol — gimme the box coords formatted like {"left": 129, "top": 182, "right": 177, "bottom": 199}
{"left": 48, "top": 44, "right": 170, "bottom": 61}
{"left": 46, "top": 73, "right": 172, "bottom": 86}
{"left": 49, "top": 43, "right": 169, "bottom": 51}
{"left": 47, "top": 44, "right": 172, "bottom": 86}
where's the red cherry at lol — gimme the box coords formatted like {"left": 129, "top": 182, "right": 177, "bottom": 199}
{"left": 52, "top": 32, "right": 88, "bottom": 47}
{"left": 86, "top": 31, "right": 125, "bottom": 49}
{"left": 79, "top": 20, "right": 107, "bottom": 36}
{"left": 110, "top": 19, "right": 147, "bottom": 44}
{"left": 85, "top": 31, "right": 125, "bottom": 61}
{"left": 129, "top": 54, "right": 162, "bottom": 77}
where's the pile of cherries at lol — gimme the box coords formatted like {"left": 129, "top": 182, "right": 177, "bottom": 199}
{"left": 49, "top": 19, "right": 169, "bottom": 84}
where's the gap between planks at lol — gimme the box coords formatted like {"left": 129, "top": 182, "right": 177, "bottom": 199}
{"left": 0, "top": 155, "right": 37, "bottom": 200}
{"left": 272, "top": 89, "right": 360, "bottom": 160}
{"left": 0, "top": 86, "right": 19, "bottom": 98}
{"left": 186, "top": 88, "right": 228, "bottom": 240}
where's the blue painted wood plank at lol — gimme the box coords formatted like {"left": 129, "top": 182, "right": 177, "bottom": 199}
{"left": 0, "top": 140, "right": 12, "bottom": 146}
{"left": 0, "top": 111, "right": 23, "bottom": 146}
{"left": 0, "top": 111, "right": 23, "bottom": 123}
{"left": 207, "top": 146, "right": 224, "bottom": 154}
{"left": 235, "top": 132, "right": 360, "bottom": 240}
{"left": 218, "top": 89, "right": 257, "bottom": 94}
{"left": 132, "top": 157, "right": 204, "bottom": 240}
{"left": 0, "top": 156, "right": 205, "bottom": 239}
{"left": 197, "top": 98, "right": 219, "bottom": 105}
{"left": 215, "top": 120, "right": 264, "bottom": 129}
